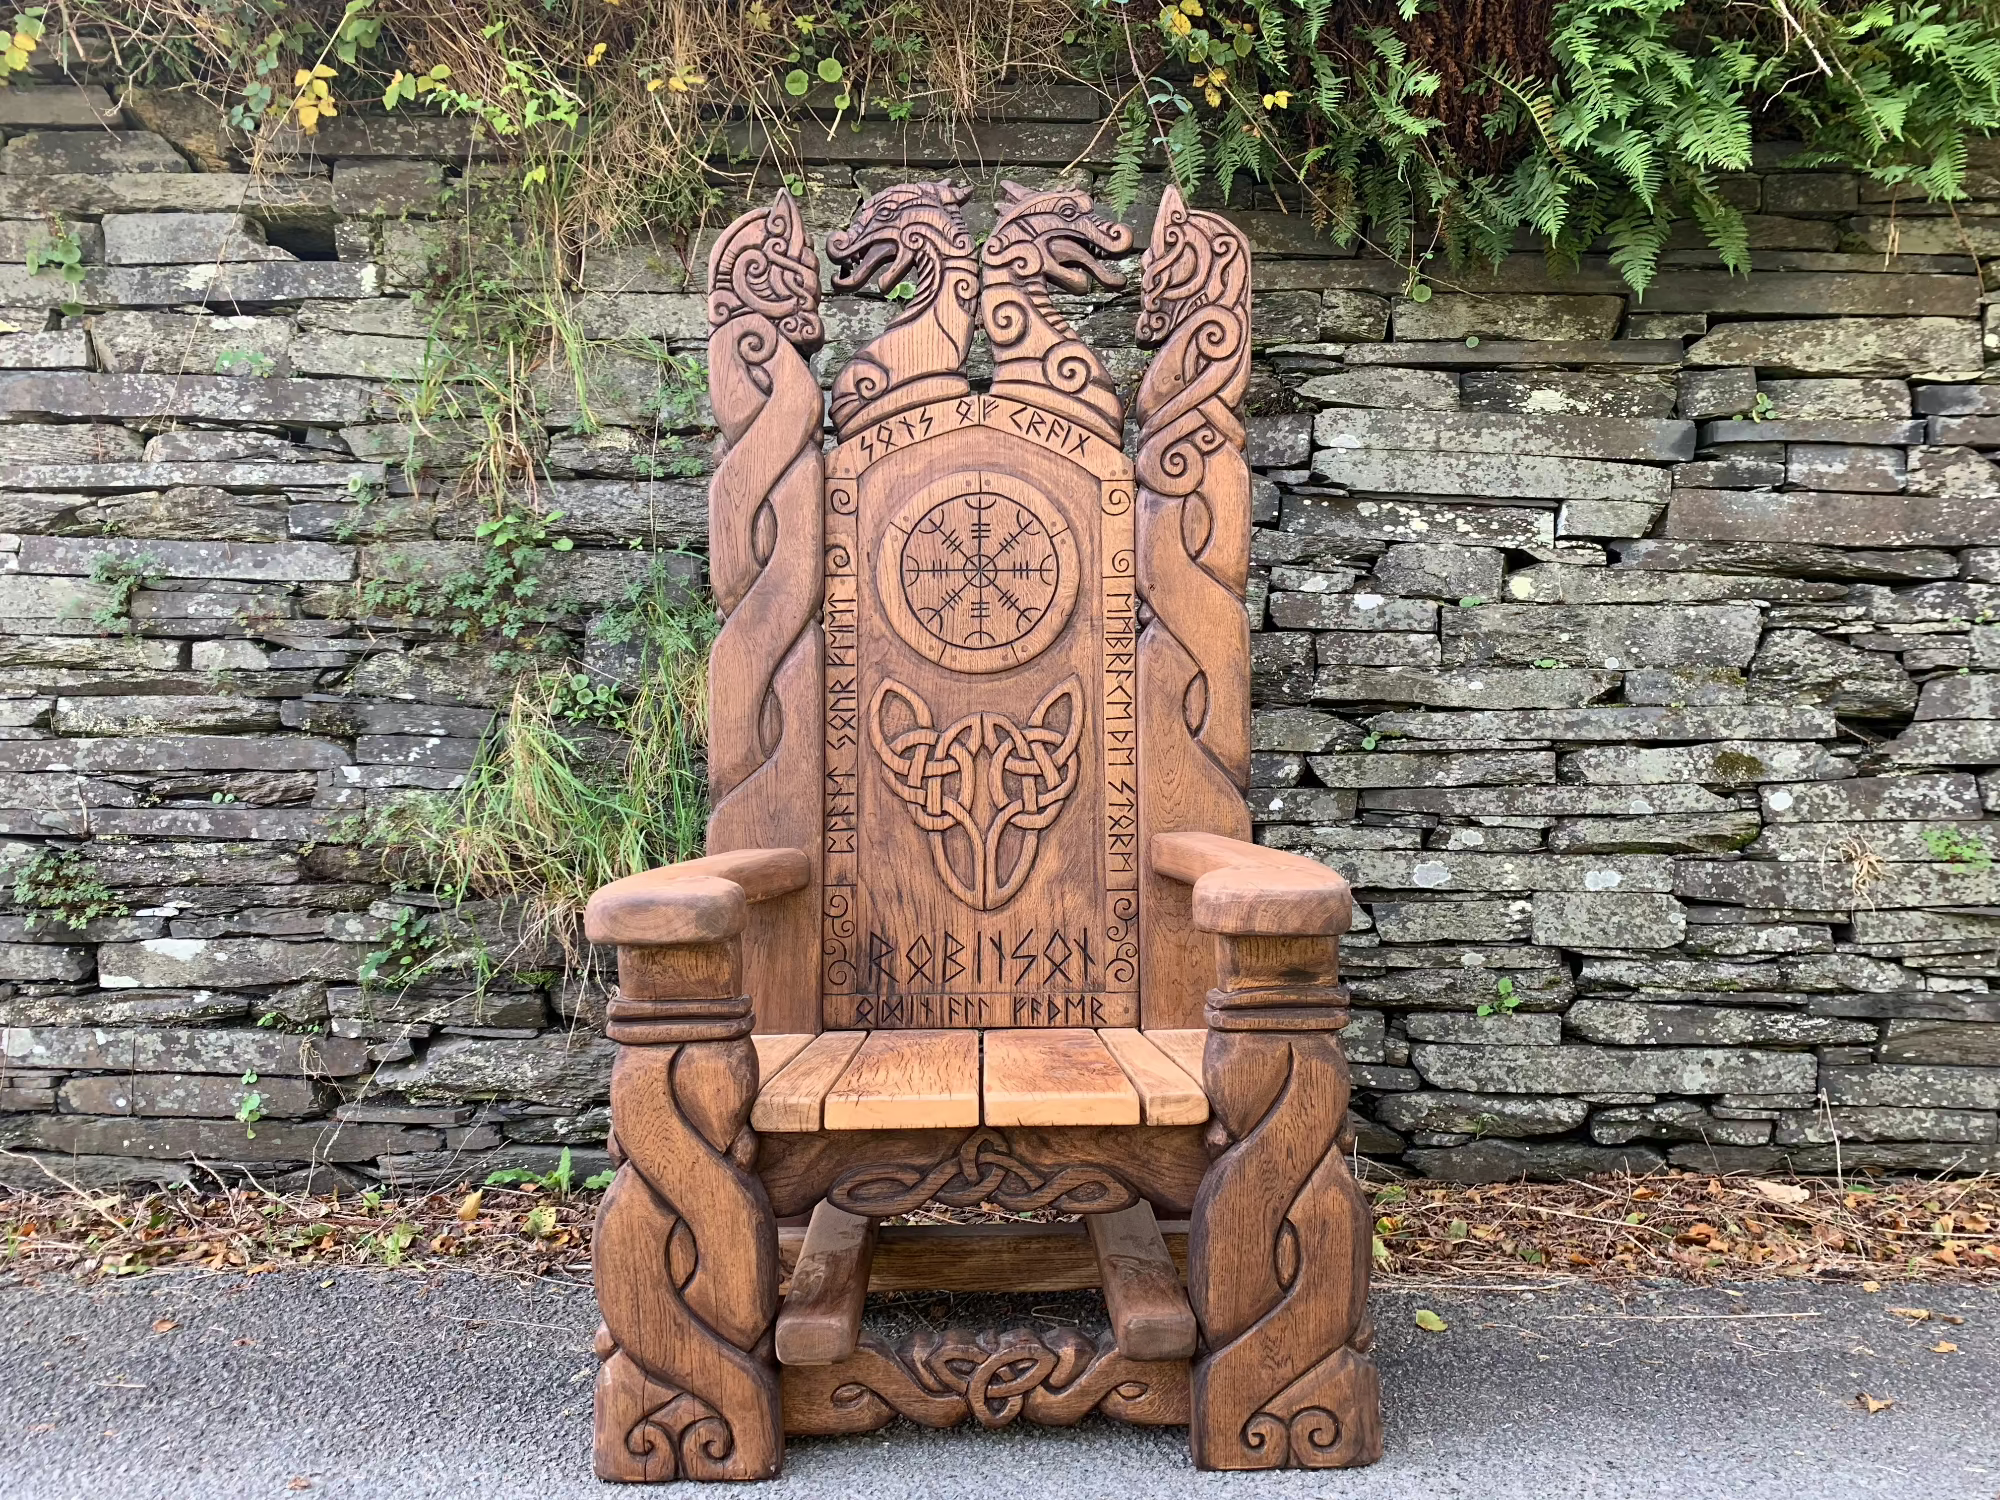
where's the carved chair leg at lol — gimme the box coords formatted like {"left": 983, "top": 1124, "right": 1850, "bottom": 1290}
{"left": 594, "top": 946, "right": 782, "bottom": 1481}
{"left": 1188, "top": 940, "right": 1383, "bottom": 1470}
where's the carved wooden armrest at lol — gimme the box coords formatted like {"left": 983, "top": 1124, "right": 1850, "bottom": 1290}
{"left": 1150, "top": 832, "right": 1351, "bottom": 1034}
{"left": 584, "top": 847, "right": 811, "bottom": 1044}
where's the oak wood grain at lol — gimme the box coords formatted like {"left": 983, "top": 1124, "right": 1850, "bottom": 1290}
{"left": 774, "top": 1201, "right": 875, "bottom": 1367}
{"left": 822, "top": 1030, "right": 979, "bottom": 1130}
{"left": 1152, "top": 831, "right": 1352, "bottom": 937}
{"left": 1087, "top": 1201, "right": 1199, "bottom": 1361}
{"left": 982, "top": 1028, "right": 1140, "bottom": 1127}
{"left": 752, "top": 1033, "right": 814, "bottom": 1084}
{"left": 751, "top": 1031, "right": 867, "bottom": 1133}
{"left": 1144, "top": 1028, "right": 1208, "bottom": 1089}
{"left": 1098, "top": 1027, "right": 1207, "bottom": 1126}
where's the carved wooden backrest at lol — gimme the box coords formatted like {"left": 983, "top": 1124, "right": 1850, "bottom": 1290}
{"left": 704, "top": 183, "right": 1251, "bottom": 1036}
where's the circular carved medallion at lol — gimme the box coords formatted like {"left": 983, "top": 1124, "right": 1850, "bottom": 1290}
{"left": 877, "top": 472, "right": 1080, "bottom": 673}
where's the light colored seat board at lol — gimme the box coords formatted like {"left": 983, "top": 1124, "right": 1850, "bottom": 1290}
{"left": 822, "top": 1029, "right": 980, "bottom": 1130}
{"left": 751, "top": 1030, "right": 868, "bottom": 1132}
{"left": 1144, "top": 1028, "right": 1208, "bottom": 1092}
{"left": 753, "top": 1033, "right": 814, "bottom": 1083}
{"left": 1097, "top": 1028, "right": 1208, "bottom": 1126}
{"left": 982, "top": 1028, "right": 1140, "bottom": 1128}
{"left": 778, "top": 1220, "right": 1192, "bottom": 1294}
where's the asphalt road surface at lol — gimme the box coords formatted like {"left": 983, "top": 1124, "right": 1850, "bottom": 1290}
{"left": 3, "top": 1270, "right": 1994, "bottom": 1499}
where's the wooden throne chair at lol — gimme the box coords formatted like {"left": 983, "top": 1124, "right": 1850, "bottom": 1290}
{"left": 583, "top": 179, "right": 1382, "bottom": 1479}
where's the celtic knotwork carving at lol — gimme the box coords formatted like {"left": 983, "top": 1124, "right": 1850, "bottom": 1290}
{"left": 827, "top": 180, "right": 980, "bottom": 438}
{"left": 783, "top": 1326, "right": 1191, "bottom": 1436}
{"left": 868, "top": 675, "right": 1084, "bottom": 912}
{"left": 824, "top": 1127, "right": 1138, "bottom": 1216}
{"left": 979, "top": 181, "right": 1133, "bottom": 445}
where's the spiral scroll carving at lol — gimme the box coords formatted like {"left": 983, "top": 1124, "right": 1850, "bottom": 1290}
{"left": 1134, "top": 184, "right": 1256, "bottom": 1027}
{"left": 783, "top": 1326, "right": 1190, "bottom": 1435}
{"left": 1189, "top": 1030, "right": 1383, "bottom": 1470}
{"left": 704, "top": 190, "right": 825, "bottom": 1032}
{"left": 594, "top": 1042, "right": 783, "bottom": 1481}
{"left": 978, "top": 181, "right": 1133, "bottom": 445}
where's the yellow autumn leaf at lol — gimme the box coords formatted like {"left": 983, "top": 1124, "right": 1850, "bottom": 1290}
{"left": 457, "top": 1190, "right": 483, "bottom": 1222}
{"left": 1414, "top": 1309, "right": 1448, "bottom": 1333}
{"left": 1887, "top": 1306, "right": 1931, "bottom": 1321}
{"left": 646, "top": 76, "right": 665, "bottom": 91}
{"left": 296, "top": 104, "right": 320, "bottom": 132}
{"left": 313, "top": 63, "right": 336, "bottom": 79}
{"left": 1169, "top": 12, "right": 1192, "bottom": 36}
{"left": 1930, "top": 1341, "right": 1959, "bottom": 1354}
{"left": 1857, "top": 1393, "right": 1894, "bottom": 1415}
{"left": 11, "top": 30, "right": 35, "bottom": 51}
{"left": 4, "top": 47, "right": 26, "bottom": 70}
{"left": 666, "top": 75, "right": 689, "bottom": 91}
{"left": 317, "top": 99, "right": 338, "bottom": 119}
{"left": 586, "top": 42, "right": 606, "bottom": 66}
{"left": 1204, "top": 86, "right": 1222, "bottom": 107}
{"left": 294, "top": 68, "right": 313, "bottom": 87}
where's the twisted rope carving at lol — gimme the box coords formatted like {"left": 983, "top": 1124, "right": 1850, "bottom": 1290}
{"left": 868, "top": 675, "right": 1084, "bottom": 912}
{"left": 706, "top": 191, "right": 825, "bottom": 814}
{"left": 594, "top": 1043, "right": 782, "bottom": 1480}
{"left": 1135, "top": 185, "right": 1252, "bottom": 802}
{"left": 1190, "top": 1033, "right": 1381, "bottom": 1469}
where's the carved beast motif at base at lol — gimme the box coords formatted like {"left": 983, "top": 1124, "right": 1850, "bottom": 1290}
{"left": 783, "top": 1326, "right": 1190, "bottom": 1434}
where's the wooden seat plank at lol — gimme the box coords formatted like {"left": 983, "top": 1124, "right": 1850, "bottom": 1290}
{"left": 1098, "top": 1028, "right": 1207, "bottom": 1125}
{"left": 752, "top": 1033, "right": 814, "bottom": 1083}
{"left": 1144, "top": 1028, "right": 1208, "bottom": 1091}
{"left": 1086, "top": 1201, "right": 1198, "bottom": 1360}
{"left": 752, "top": 1031, "right": 867, "bottom": 1132}
{"left": 823, "top": 1030, "right": 979, "bottom": 1130}
{"left": 775, "top": 1201, "right": 876, "bottom": 1367}
{"left": 983, "top": 1029, "right": 1140, "bottom": 1128}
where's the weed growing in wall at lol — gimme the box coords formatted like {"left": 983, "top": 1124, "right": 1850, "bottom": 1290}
{"left": 12, "top": 849, "right": 127, "bottom": 932}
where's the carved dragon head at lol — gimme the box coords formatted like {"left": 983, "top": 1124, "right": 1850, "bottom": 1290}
{"left": 981, "top": 181, "right": 1133, "bottom": 293}
{"left": 705, "top": 188, "right": 823, "bottom": 352}
{"left": 1135, "top": 185, "right": 1249, "bottom": 349}
{"left": 827, "top": 180, "right": 975, "bottom": 299}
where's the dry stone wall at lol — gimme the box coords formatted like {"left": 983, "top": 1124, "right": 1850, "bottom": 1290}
{"left": 1, "top": 80, "right": 1998, "bottom": 1189}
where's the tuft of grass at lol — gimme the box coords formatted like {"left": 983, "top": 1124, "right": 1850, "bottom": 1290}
{"left": 368, "top": 570, "right": 717, "bottom": 962}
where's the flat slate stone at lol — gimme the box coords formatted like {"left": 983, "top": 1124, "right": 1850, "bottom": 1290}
{"left": 1685, "top": 317, "right": 1984, "bottom": 376}
{"left": 1701, "top": 418, "right": 1925, "bottom": 445}
{"left": 1665, "top": 488, "right": 2000, "bottom": 546}
{"left": 16, "top": 536, "right": 352, "bottom": 582}
{"left": 0, "top": 261, "right": 378, "bottom": 308}
{"left": 15, "top": 1116, "right": 438, "bottom": 1163}
{"left": 1362, "top": 785, "right": 1740, "bottom": 816}
{"left": 1314, "top": 407, "right": 1693, "bottom": 462}
{"left": 0, "top": 173, "right": 335, "bottom": 224}
{"left": 1613, "top": 536, "right": 1958, "bottom": 581}
{"left": 1343, "top": 340, "right": 1684, "bottom": 367}
{"left": 1362, "top": 707, "right": 1835, "bottom": 742}
{"left": 1282, "top": 494, "right": 1556, "bottom": 549}
{"left": 1639, "top": 271, "right": 1976, "bottom": 318}
{"left": 1411, "top": 1042, "right": 1818, "bottom": 1095}
{"left": 0, "top": 372, "right": 371, "bottom": 425}
{"left": 1312, "top": 449, "right": 1669, "bottom": 504}
{"left": 3, "top": 1025, "right": 369, "bottom": 1076}
{"left": 1296, "top": 368, "right": 1459, "bottom": 410}
{"left": 0, "top": 85, "right": 121, "bottom": 128}
{"left": 1389, "top": 294, "right": 1624, "bottom": 342}
{"left": 0, "top": 462, "right": 383, "bottom": 492}
{"left": 0, "top": 130, "right": 186, "bottom": 175}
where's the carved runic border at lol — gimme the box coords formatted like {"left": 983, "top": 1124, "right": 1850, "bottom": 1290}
{"left": 823, "top": 395, "right": 1137, "bottom": 1023}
